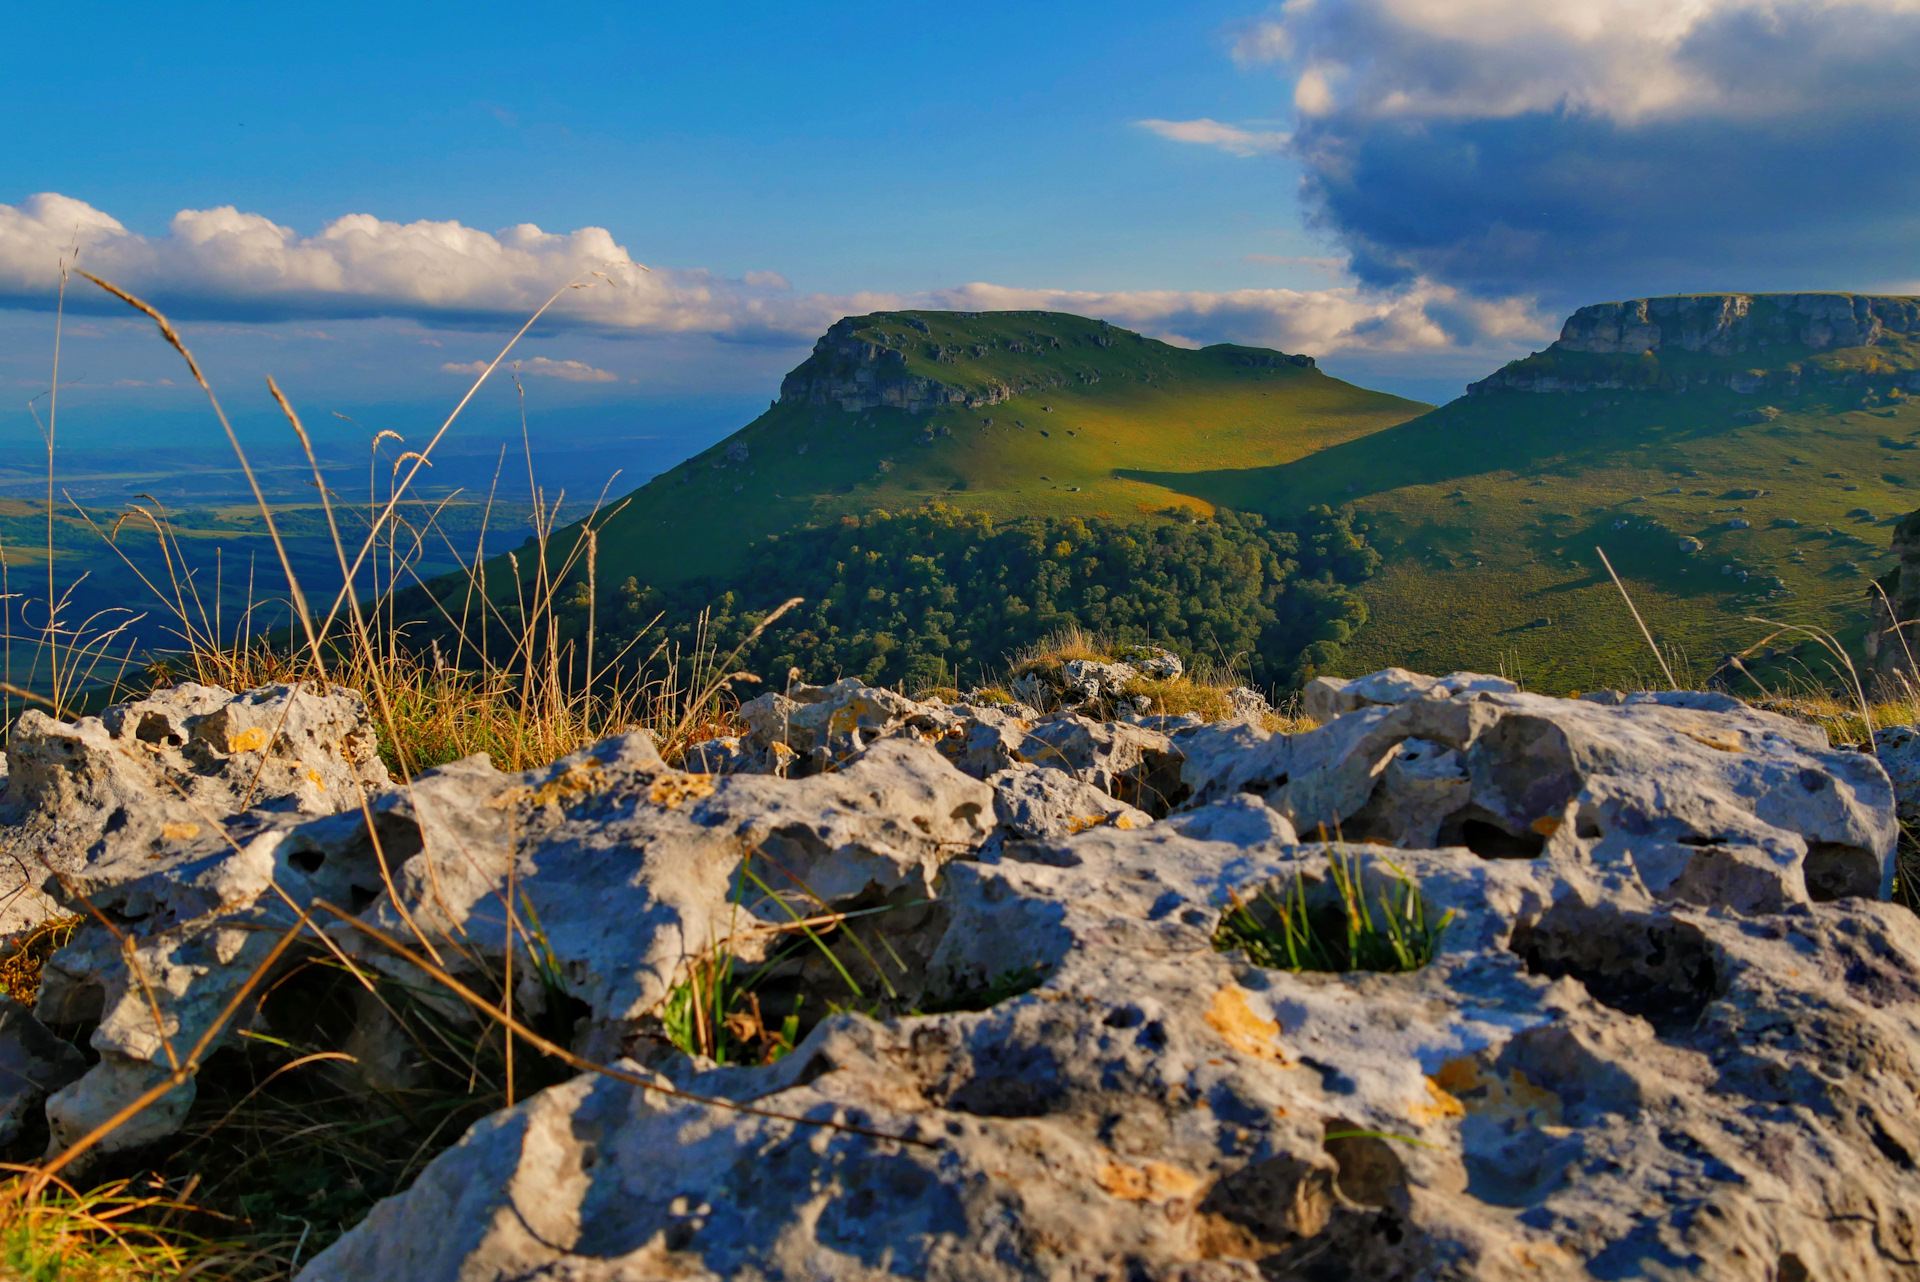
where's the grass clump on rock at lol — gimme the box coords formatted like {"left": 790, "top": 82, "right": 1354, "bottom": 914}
{"left": 1216, "top": 851, "right": 1454, "bottom": 974}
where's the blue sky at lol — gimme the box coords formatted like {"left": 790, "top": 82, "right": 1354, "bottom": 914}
{"left": 8, "top": 0, "right": 1920, "bottom": 489}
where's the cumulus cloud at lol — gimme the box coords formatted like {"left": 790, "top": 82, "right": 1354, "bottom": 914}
{"left": 1136, "top": 118, "right": 1290, "bottom": 156}
{"left": 922, "top": 279, "right": 1552, "bottom": 356}
{"left": 0, "top": 191, "right": 1546, "bottom": 366}
{"left": 441, "top": 356, "right": 619, "bottom": 383}
{"left": 1191, "top": 0, "right": 1920, "bottom": 298}
{"left": 0, "top": 192, "right": 818, "bottom": 339}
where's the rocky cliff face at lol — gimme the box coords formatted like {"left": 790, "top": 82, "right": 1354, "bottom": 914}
{"left": 778, "top": 315, "right": 1011, "bottom": 414}
{"left": 778, "top": 311, "right": 1316, "bottom": 414}
{"left": 1471, "top": 293, "right": 1920, "bottom": 395}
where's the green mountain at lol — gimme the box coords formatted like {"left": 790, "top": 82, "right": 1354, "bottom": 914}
{"left": 589, "top": 310, "right": 1427, "bottom": 590}
{"left": 495, "top": 294, "right": 1920, "bottom": 697}
{"left": 1238, "top": 293, "right": 1920, "bottom": 689}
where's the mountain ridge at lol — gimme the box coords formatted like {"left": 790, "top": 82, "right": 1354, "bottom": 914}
{"left": 1472, "top": 292, "right": 1920, "bottom": 395}
{"left": 581, "top": 309, "right": 1421, "bottom": 590}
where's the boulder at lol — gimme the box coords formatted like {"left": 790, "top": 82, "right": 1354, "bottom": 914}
{"left": 1302, "top": 668, "right": 1519, "bottom": 721}
{"left": 1225, "top": 685, "right": 1273, "bottom": 722}
{"left": 986, "top": 764, "right": 1152, "bottom": 842}
{"left": 0, "top": 682, "right": 389, "bottom": 934}
{"left": 1871, "top": 723, "right": 1920, "bottom": 821}
{"left": 1183, "top": 676, "right": 1894, "bottom": 913}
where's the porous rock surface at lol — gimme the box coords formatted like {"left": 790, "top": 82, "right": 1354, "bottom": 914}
{"left": 290, "top": 669, "right": 1920, "bottom": 1280}
{"left": 34, "top": 732, "right": 992, "bottom": 1153}
{"left": 0, "top": 682, "right": 390, "bottom": 933}
{"left": 6, "top": 669, "right": 1920, "bottom": 1278}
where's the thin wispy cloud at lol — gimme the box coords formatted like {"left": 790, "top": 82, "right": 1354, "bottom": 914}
{"left": 1135, "top": 117, "right": 1290, "bottom": 157}
{"left": 441, "top": 356, "right": 619, "bottom": 383}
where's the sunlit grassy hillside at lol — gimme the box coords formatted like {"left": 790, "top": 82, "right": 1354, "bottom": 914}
{"left": 1269, "top": 384, "right": 1917, "bottom": 688}
{"left": 588, "top": 310, "right": 1428, "bottom": 588}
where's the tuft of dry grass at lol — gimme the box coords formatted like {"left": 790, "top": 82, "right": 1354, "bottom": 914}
{"left": 1120, "top": 676, "right": 1232, "bottom": 721}
{"left": 0, "top": 1172, "right": 273, "bottom": 1280}
{"left": 1007, "top": 629, "right": 1110, "bottom": 682}
{"left": 0, "top": 916, "right": 81, "bottom": 1007}
{"left": 1003, "top": 627, "right": 1279, "bottom": 726}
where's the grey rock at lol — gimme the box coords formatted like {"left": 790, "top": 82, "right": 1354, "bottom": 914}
{"left": 1018, "top": 715, "right": 1180, "bottom": 811}
{"left": 739, "top": 679, "right": 930, "bottom": 763}
{"left": 1871, "top": 723, "right": 1920, "bottom": 821}
{"left": 303, "top": 765, "right": 1920, "bottom": 1282}
{"left": 986, "top": 763, "right": 1152, "bottom": 842}
{"left": 1057, "top": 658, "right": 1137, "bottom": 706}
{"left": 0, "top": 682, "right": 389, "bottom": 935}
{"left": 37, "top": 733, "right": 992, "bottom": 1155}
{"left": 0, "top": 995, "right": 84, "bottom": 1147}
{"left": 1302, "top": 667, "right": 1520, "bottom": 721}
{"left": 1225, "top": 685, "right": 1272, "bottom": 722}
{"left": 1112, "top": 644, "right": 1184, "bottom": 680}
{"left": 1182, "top": 676, "right": 1894, "bottom": 913}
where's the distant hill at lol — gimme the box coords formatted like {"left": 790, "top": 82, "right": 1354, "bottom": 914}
{"left": 1244, "top": 293, "right": 1920, "bottom": 688}
{"left": 478, "top": 295, "right": 1920, "bottom": 696}
{"left": 586, "top": 310, "right": 1428, "bottom": 590}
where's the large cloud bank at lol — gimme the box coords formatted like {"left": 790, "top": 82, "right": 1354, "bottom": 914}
{"left": 0, "top": 192, "right": 1548, "bottom": 359}
{"left": 1164, "top": 0, "right": 1920, "bottom": 298}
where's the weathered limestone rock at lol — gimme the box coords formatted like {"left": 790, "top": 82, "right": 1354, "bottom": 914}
{"left": 302, "top": 759, "right": 1920, "bottom": 1282}
{"left": 36, "top": 733, "right": 992, "bottom": 1155}
{"left": 5, "top": 668, "right": 1915, "bottom": 1278}
{"left": 1019, "top": 714, "right": 1181, "bottom": 810}
{"left": 986, "top": 763, "right": 1152, "bottom": 842}
{"left": 1303, "top": 667, "right": 1520, "bottom": 721}
{"left": 1225, "top": 685, "right": 1273, "bottom": 722}
{"left": 0, "top": 682, "right": 389, "bottom": 934}
{"left": 1872, "top": 723, "right": 1920, "bottom": 821}
{"left": 1182, "top": 679, "right": 1895, "bottom": 913}
{"left": 734, "top": 681, "right": 1184, "bottom": 810}
{"left": 739, "top": 678, "right": 930, "bottom": 763}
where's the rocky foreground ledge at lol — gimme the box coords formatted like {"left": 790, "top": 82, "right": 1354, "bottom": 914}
{"left": 3, "top": 667, "right": 1920, "bottom": 1279}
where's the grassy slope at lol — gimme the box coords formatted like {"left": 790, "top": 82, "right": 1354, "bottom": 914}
{"left": 1140, "top": 347, "right": 1920, "bottom": 690}
{"left": 590, "top": 311, "right": 1428, "bottom": 589}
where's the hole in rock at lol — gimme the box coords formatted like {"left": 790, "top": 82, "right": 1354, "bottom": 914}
{"left": 1116, "top": 749, "right": 1188, "bottom": 817}
{"left": 134, "top": 712, "right": 181, "bottom": 747}
{"left": 1511, "top": 907, "right": 1718, "bottom": 1035}
{"left": 1214, "top": 859, "right": 1451, "bottom": 974}
{"left": 1193, "top": 1154, "right": 1335, "bottom": 1260}
{"left": 1805, "top": 841, "right": 1881, "bottom": 901}
{"left": 1323, "top": 1119, "right": 1408, "bottom": 1207}
{"left": 288, "top": 848, "right": 325, "bottom": 875}
{"left": 642, "top": 868, "right": 961, "bottom": 1069}
{"left": 101, "top": 948, "right": 590, "bottom": 1256}
{"left": 1437, "top": 807, "right": 1545, "bottom": 860}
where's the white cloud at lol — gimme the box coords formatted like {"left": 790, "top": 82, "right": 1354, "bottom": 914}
{"left": 441, "top": 356, "right": 619, "bottom": 383}
{"left": 0, "top": 192, "right": 800, "bottom": 337}
{"left": 0, "top": 191, "right": 1547, "bottom": 365}
{"left": 1232, "top": 0, "right": 1920, "bottom": 124}
{"left": 1136, "top": 118, "right": 1291, "bottom": 156}
{"left": 922, "top": 279, "right": 1552, "bottom": 356}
